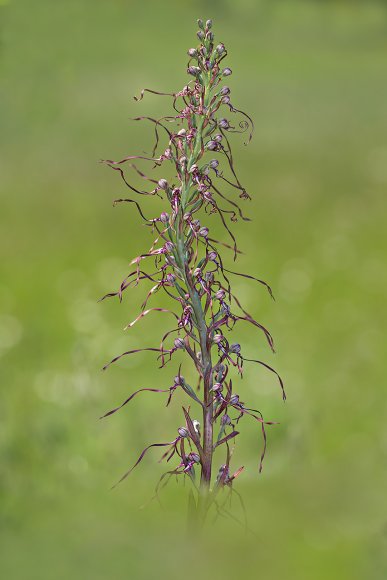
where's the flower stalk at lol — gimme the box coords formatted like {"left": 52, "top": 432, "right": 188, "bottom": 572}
{"left": 100, "top": 18, "right": 285, "bottom": 526}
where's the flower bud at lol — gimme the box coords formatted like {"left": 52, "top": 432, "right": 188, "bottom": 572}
{"left": 158, "top": 178, "right": 168, "bottom": 190}
{"left": 214, "top": 134, "right": 223, "bottom": 142}
{"left": 174, "top": 375, "right": 184, "bottom": 385}
{"left": 208, "top": 251, "right": 218, "bottom": 261}
{"left": 179, "top": 156, "right": 187, "bottom": 166}
{"left": 213, "top": 334, "right": 223, "bottom": 344}
{"left": 206, "top": 19, "right": 212, "bottom": 29}
{"left": 209, "top": 159, "right": 219, "bottom": 169}
{"left": 178, "top": 427, "right": 189, "bottom": 438}
{"left": 212, "top": 382, "right": 223, "bottom": 392}
{"left": 174, "top": 337, "right": 185, "bottom": 350}
{"left": 230, "top": 343, "right": 241, "bottom": 354}
{"left": 190, "top": 452, "right": 200, "bottom": 463}
{"left": 222, "top": 67, "right": 232, "bottom": 76}
{"left": 188, "top": 65, "right": 201, "bottom": 76}
{"left": 177, "top": 128, "right": 186, "bottom": 136}
{"left": 191, "top": 219, "right": 200, "bottom": 229}
{"left": 215, "top": 289, "right": 226, "bottom": 299}
{"left": 166, "top": 273, "right": 175, "bottom": 284}
{"left": 206, "top": 31, "right": 214, "bottom": 42}
{"left": 193, "top": 267, "right": 201, "bottom": 277}
{"left": 218, "top": 118, "right": 229, "bottom": 129}
{"left": 199, "top": 227, "right": 209, "bottom": 237}
{"left": 197, "top": 18, "right": 204, "bottom": 29}
{"left": 206, "top": 140, "right": 217, "bottom": 150}
{"left": 230, "top": 394, "right": 240, "bottom": 405}
{"left": 220, "top": 86, "right": 230, "bottom": 95}
{"left": 183, "top": 212, "right": 192, "bottom": 221}
{"left": 164, "top": 241, "right": 174, "bottom": 252}
{"left": 197, "top": 30, "right": 205, "bottom": 40}
{"left": 216, "top": 43, "right": 225, "bottom": 55}
{"left": 188, "top": 48, "right": 197, "bottom": 57}
{"left": 222, "top": 96, "right": 231, "bottom": 105}
{"left": 160, "top": 212, "right": 169, "bottom": 223}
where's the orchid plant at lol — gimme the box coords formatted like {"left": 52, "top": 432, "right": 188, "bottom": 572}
{"left": 100, "top": 18, "right": 285, "bottom": 526}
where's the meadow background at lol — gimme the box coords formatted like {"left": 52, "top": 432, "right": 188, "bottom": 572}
{"left": 1, "top": 0, "right": 387, "bottom": 578}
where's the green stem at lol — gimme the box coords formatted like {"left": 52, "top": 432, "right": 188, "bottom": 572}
{"left": 175, "top": 236, "right": 214, "bottom": 498}
{"left": 174, "top": 73, "right": 215, "bottom": 526}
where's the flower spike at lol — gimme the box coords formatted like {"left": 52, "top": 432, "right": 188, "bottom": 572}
{"left": 100, "top": 19, "right": 285, "bottom": 526}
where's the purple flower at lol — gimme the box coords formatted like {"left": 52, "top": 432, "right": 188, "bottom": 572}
{"left": 158, "top": 178, "right": 169, "bottom": 190}
{"left": 230, "top": 394, "right": 240, "bottom": 405}
{"left": 178, "top": 427, "right": 189, "bottom": 438}
{"left": 174, "top": 337, "right": 185, "bottom": 350}
{"left": 218, "top": 118, "right": 229, "bottom": 129}
{"left": 230, "top": 343, "right": 241, "bottom": 354}
{"left": 206, "top": 140, "right": 217, "bottom": 151}
{"left": 187, "top": 65, "right": 201, "bottom": 77}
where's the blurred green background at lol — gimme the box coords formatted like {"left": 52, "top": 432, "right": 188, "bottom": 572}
{"left": 1, "top": 0, "right": 387, "bottom": 578}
